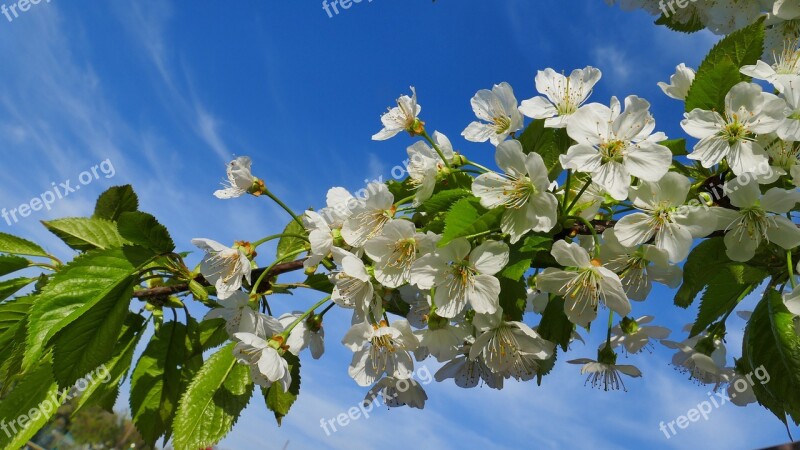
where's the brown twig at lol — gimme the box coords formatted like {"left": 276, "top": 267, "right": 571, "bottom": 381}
{"left": 133, "top": 259, "right": 307, "bottom": 299}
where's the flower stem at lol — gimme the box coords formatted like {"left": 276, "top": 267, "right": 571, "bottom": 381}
{"left": 422, "top": 130, "right": 452, "bottom": 169}
{"left": 566, "top": 215, "right": 601, "bottom": 257}
{"left": 282, "top": 296, "right": 332, "bottom": 336}
{"left": 319, "top": 301, "right": 337, "bottom": 317}
{"left": 563, "top": 170, "right": 572, "bottom": 214}
{"left": 252, "top": 233, "right": 309, "bottom": 249}
{"left": 464, "top": 160, "right": 492, "bottom": 174}
{"left": 251, "top": 248, "right": 308, "bottom": 294}
{"left": 263, "top": 188, "right": 304, "bottom": 228}
{"left": 565, "top": 179, "right": 592, "bottom": 215}
{"left": 606, "top": 309, "right": 614, "bottom": 349}
{"left": 395, "top": 195, "right": 417, "bottom": 207}
{"left": 788, "top": 250, "right": 797, "bottom": 290}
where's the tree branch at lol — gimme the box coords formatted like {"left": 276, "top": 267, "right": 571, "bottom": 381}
{"left": 133, "top": 259, "right": 307, "bottom": 299}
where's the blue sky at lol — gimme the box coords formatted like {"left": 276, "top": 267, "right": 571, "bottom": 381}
{"left": 0, "top": 0, "right": 794, "bottom": 449}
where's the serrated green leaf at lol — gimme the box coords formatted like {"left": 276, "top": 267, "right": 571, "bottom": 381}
{"left": 690, "top": 264, "right": 766, "bottom": 336}
{"left": 264, "top": 352, "right": 301, "bottom": 425}
{"left": 0, "top": 231, "right": 48, "bottom": 258}
{"left": 42, "top": 217, "right": 129, "bottom": 251}
{"left": 304, "top": 273, "right": 334, "bottom": 294}
{"left": 0, "top": 359, "right": 66, "bottom": 450}
{"left": 172, "top": 343, "right": 254, "bottom": 450}
{"left": 197, "top": 317, "right": 230, "bottom": 352}
{"left": 498, "top": 277, "right": 527, "bottom": 322}
{"left": 536, "top": 348, "right": 557, "bottom": 385}
{"left": 118, "top": 211, "right": 175, "bottom": 254}
{"left": 277, "top": 220, "right": 308, "bottom": 260}
{"left": 75, "top": 314, "right": 145, "bottom": 414}
{"left": 25, "top": 246, "right": 153, "bottom": 370}
{"left": 440, "top": 198, "right": 503, "bottom": 247}
{"left": 0, "top": 296, "right": 34, "bottom": 383}
{"left": 52, "top": 275, "right": 136, "bottom": 388}
{"left": 0, "top": 254, "right": 29, "bottom": 277}
{"left": 684, "top": 56, "right": 743, "bottom": 113}
{"left": 660, "top": 138, "right": 688, "bottom": 156}
{"left": 0, "top": 277, "right": 34, "bottom": 302}
{"left": 685, "top": 18, "right": 765, "bottom": 112}
{"left": 537, "top": 296, "right": 574, "bottom": 352}
{"left": 745, "top": 289, "right": 800, "bottom": 424}
{"left": 655, "top": 12, "right": 704, "bottom": 33}
{"left": 418, "top": 189, "right": 473, "bottom": 215}
{"left": 386, "top": 179, "right": 416, "bottom": 202}
{"left": 94, "top": 185, "right": 139, "bottom": 221}
{"left": 517, "top": 119, "right": 571, "bottom": 179}
{"left": 131, "top": 321, "right": 190, "bottom": 447}
{"left": 675, "top": 237, "right": 729, "bottom": 308}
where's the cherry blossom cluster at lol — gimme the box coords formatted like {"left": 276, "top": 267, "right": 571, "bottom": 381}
{"left": 189, "top": 53, "right": 800, "bottom": 408}
{"left": 607, "top": 0, "right": 800, "bottom": 58}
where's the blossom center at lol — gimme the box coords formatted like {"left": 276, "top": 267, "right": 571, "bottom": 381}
{"left": 599, "top": 140, "right": 626, "bottom": 163}
{"left": 493, "top": 115, "right": 511, "bottom": 135}
{"left": 722, "top": 118, "right": 750, "bottom": 145}
{"left": 387, "top": 238, "right": 418, "bottom": 269}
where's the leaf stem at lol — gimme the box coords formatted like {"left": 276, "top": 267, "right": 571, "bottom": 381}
{"left": 788, "top": 250, "right": 797, "bottom": 290}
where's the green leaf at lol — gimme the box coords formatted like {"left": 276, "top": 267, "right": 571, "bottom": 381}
{"left": 517, "top": 119, "right": 571, "bottom": 179}
{"left": 0, "top": 231, "right": 48, "bottom": 258}
{"left": 264, "top": 352, "right": 301, "bottom": 425}
{"left": 386, "top": 179, "right": 416, "bottom": 202}
{"left": 654, "top": 12, "right": 704, "bottom": 33}
{"left": 418, "top": 189, "right": 473, "bottom": 215}
{"left": 172, "top": 343, "right": 254, "bottom": 450}
{"left": 118, "top": 211, "right": 175, "bottom": 254}
{"left": 0, "top": 296, "right": 34, "bottom": 385}
{"left": 0, "top": 359, "right": 66, "bottom": 450}
{"left": 0, "top": 277, "right": 34, "bottom": 302}
{"left": 52, "top": 273, "right": 137, "bottom": 388}
{"left": 675, "top": 237, "right": 729, "bottom": 308}
{"left": 0, "top": 254, "right": 29, "bottom": 277}
{"left": 685, "top": 17, "right": 765, "bottom": 112}
{"left": 94, "top": 185, "right": 139, "bottom": 221}
{"left": 684, "top": 57, "right": 743, "bottom": 114}
{"left": 0, "top": 295, "right": 34, "bottom": 346}
{"left": 497, "top": 277, "right": 527, "bottom": 322}
{"left": 660, "top": 138, "right": 688, "bottom": 156}
{"left": 42, "top": 217, "right": 129, "bottom": 251}
{"left": 745, "top": 289, "right": 800, "bottom": 424}
{"left": 75, "top": 314, "right": 145, "bottom": 414}
{"left": 277, "top": 219, "right": 308, "bottom": 260}
{"left": 535, "top": 348, "right": 557, "bottom": 385}
{"left": 304, "top": 273, "right": 335, "bottom": 294}
{"left": 131, "top": 321, "right": 190, "bottom": 447}
{"left": 439, "top": 198, "right": 503, "bottom": 247}
{"left": 690, "top": 264, "right": 766, "bottom": 336}
{"left": 196, "top": 317, "right": 230, "bottom": 352}
{"left": 25, "top": 246, "right": 153, "bottom": 370}
{"left": 537, "top": 296, "right": 574, "bottom": 352}
{"left": 500, "top": 234, "right": 552, "bottom": 281}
